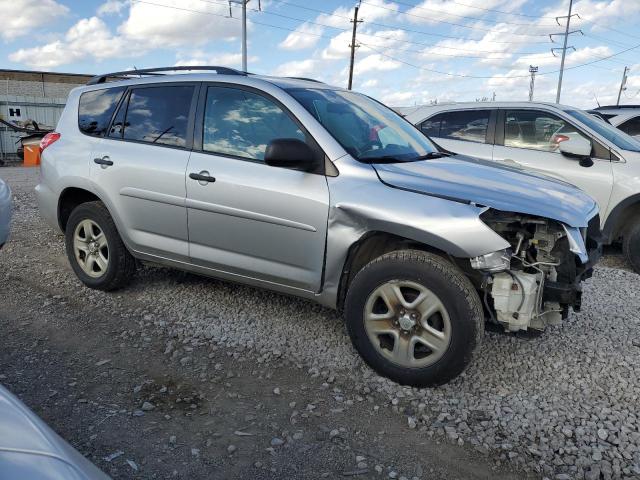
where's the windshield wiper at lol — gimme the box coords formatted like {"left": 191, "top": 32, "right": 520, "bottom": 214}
{"left": 358, "top": 155, "right": 409, "bottom": 164}
{"left": 413, "top": 151, "right": 451, "bottom": 160}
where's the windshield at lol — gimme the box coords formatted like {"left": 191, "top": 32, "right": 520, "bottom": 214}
{"left": 287, "top": 88, "right": 439, "bottom": 162}
{"left": 565, "top": 109, "right": 640, "bottom": 153}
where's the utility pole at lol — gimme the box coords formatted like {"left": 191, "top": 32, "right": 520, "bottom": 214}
{"left": 529, "top": 65, "right": 538, "bottom": 101}
{"left": 550, "top": 0, "right": 582, "bottom": 103}
{"left": 616, "top": 66, "right": 629, "bottom": 106}
{"left": 347, "top": 3, "right": 363, "bottom": 90}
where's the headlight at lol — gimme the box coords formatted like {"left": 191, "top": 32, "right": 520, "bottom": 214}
{"left": 470, "top": 249, "right": 511, "bottom": 272}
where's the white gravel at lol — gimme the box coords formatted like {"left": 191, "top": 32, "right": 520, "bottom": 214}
{"left": 3, "top": 167, "right": 640, "bottom": 479}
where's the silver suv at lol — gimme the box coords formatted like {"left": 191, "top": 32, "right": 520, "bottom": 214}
{"left": 36, "top": 67, "right": 601, "bottom": 387}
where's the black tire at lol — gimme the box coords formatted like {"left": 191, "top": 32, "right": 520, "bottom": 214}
{"left": 344, "top": 250, "right": 484, "bottom": 387}
{"left": 65, "top": 201, "right": 136, "bottom": 291}
{"left": 623, "top": 218, "right": 640, "bottom": 274}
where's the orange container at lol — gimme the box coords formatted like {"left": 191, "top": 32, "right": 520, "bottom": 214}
{"left": 23, "top": 144, "right": 41, "bottom": 167}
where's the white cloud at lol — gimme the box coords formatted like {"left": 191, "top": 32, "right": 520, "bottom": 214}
{"left": 2, "top": 0, "right": 68, "bottom": 41}
{"left": 279, "top": 23, "right": 324, "bottom": 51}
{"left": 9, "top": 17, "right": 137, "bottom": 69}
{"left": 273, "top": 59, "right": 319, "bottom": 77}
{"left": 118, "top": 0, "right": 240, "bottom": 48}
{"left": 98, "top": 0, "right": 128, "bottom": 16}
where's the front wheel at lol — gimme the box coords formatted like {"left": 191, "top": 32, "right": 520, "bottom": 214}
{"left": 623, "top": 218, "right": 640, "bottom": 274}
{"left": 344, "top": 250, "right": 484, "bottom": 387}
{"left": 65, "top": 201, "right": 136, "bottom": 291}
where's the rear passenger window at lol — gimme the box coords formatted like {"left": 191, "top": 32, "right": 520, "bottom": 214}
{"left": 202, "top": 86, "right": 305, "bottom": 161}
{"left": 78, "top": 87, "right": 126, "bottom": 137}
{"left": 619, "top": 116, "right": 640, "bottom": 137}
{"left": 122, "top": 85, "right": 194, "bottom": 147}
{"left": 421, "top": 110, "right": 491, "bottom": 143}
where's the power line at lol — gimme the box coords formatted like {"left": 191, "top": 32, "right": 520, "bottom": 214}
{"left": 206, "top": 0, "right": 553, "bottom": 45}
{"left": 358, "top": 0, "right": 554, "bottom": 35}
{"left": 361, "top": 40, "right": 640, "bottom": 80}
{"left": 362, "top": 0, "right": 554, "bottom": 27}
{"left": 148, "top": 0, "right": 550, "bottom": 54}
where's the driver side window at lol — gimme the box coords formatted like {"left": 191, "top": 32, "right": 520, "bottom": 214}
{"left": 203, "top": 87, "right": 305, "bottom": 161}
{"left": 504, "top": 110, "right": 589, "bottom": 153}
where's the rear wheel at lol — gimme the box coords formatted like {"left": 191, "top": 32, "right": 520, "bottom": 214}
{"left": 344, "top": 250, "right": 483, "bottom": 387}
{"left": 65, "top": 201, "right": 135, "bottom": 291}
{"left": 623, "top": 218, "right": 640, "bottom": 274}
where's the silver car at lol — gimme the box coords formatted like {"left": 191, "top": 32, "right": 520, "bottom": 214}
{"left": 36, "top": 67, "right": 600, "bottom": 386}
{"left": 405, "top": 102, "right": 640, "bottom": 273}
{"left": 0, "top": 177, "right": 11, "bottom": 249}
{"left": 0, "top": 385, "right": 110, "bottom": 479}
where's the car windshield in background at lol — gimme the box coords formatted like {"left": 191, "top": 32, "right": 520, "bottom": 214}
{"left": 287, "top": 88, "right": 438, "bottom": 162}
{"left": 566, "top": 109, "right": 640, "bottom": 153}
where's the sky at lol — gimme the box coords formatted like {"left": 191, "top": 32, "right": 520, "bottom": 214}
{"left": 2, "top": 0, "right": 639, "bottom": 108}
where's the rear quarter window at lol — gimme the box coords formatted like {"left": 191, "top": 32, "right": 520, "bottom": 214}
{"left": 78, "top": 87, "right": 126, "bottom": 137}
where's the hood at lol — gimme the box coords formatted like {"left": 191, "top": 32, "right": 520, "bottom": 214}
{"left": 373, "top": 154, "right": 597, "bottom": 228}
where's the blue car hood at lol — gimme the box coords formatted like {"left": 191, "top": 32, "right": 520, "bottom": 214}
{"left": 373, "top": 154, "right": 598, "bottom": 228}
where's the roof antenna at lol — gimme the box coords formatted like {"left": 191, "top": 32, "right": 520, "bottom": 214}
{"left": 133, "top": 65, "right": 142, "bottom": 78}
{"left": 593, "top": 93, "right": 601, "bottom": 108}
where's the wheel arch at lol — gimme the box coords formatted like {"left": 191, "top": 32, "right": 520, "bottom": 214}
{"left": 602, "top": 194, "right": 640, "bottom": 243}
{"left": 57, "top": 187, "right": 102, "bottom": 232}
{"left": 335, "top": 230, "right": 452, "bottom": 312}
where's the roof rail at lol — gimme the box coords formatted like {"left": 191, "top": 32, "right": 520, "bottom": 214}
{"left": 287, "top": 77, "right": 325, "bottom": 84}
{"left": 594, "top": 104, "right": 640, "bottom": 110}
{"left": 86, "top": 66, "right": 246, "bottom": 85}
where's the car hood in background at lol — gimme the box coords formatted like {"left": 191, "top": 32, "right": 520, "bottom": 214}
{"left": 0, "top": 385, "right": 110, "bottom": 480}
{"left": 373, "top": 154, "right": 598, "bottom": 228}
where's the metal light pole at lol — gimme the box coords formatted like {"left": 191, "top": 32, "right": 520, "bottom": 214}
{"left": 241, "top": 0, "right": 247, "bottom": 72}
{"left": 529, "top": 66, "right": 538, "bottom": 101}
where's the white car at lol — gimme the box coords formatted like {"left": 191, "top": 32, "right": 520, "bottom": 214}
{"left": 404, "top": 102, "right": 640, "bottom": 272}
{"left": 589, "top": 105, "right": 640, "bottom": 139}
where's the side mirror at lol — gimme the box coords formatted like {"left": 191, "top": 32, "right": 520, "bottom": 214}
{"left": 265, "top": 138, "right": 318, "bottom": 172}
{"left": 558, "top": 135, "right": 592, "bottom": 160}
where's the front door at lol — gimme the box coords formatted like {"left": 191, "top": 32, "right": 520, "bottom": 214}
{"left": 186, "top": 85, "right": 330, "bottom": 292}
{"left": 493, "top": 108, "right": 614, "bottom": 216}
{"left": 90, "top": 83, "right": 198, "bottom": 261}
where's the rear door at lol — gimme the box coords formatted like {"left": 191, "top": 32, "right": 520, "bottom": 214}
{"left": 418, "top": 109, "right": 496, "bottom": 160}
{"left": 90, "top": 83, "right": 198, "bottom": 261}
{"left": 185, "top": 84, "right": 330, "bottom": 292}
{"left": 493, "top": 108, "right": 614, "bottom": 214}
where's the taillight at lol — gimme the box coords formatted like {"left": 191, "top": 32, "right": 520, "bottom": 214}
{"left": 40, "top": 132, "right": 61, "bottom": 152}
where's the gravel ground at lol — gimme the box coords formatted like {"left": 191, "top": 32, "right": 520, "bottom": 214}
{"left": 1, "top": 167, "right": 640, "bottom": 480}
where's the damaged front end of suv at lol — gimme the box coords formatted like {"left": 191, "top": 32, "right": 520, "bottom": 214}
{"left": 468, "top": 210, "right": 601, "bottom": 332}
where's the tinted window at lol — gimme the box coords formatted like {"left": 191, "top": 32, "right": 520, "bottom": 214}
{"left": 505, "top": 110, "right": 589, "bottom": 152}
{"left": 203, "top": 87, "right": 305, "bottom": 161}
{"left": 420, "top": 114, "right": 443, "bottom": 137}
{"left": 78, "top": 87, "right": 126, "bottom": 137}
{"left": 619, "top": 116, "right": 640, "bottom": 137}
{"left": 439, "top": 110, "right": 490, "bottom": 143}
{"left": 123, "top": 86, "right": 194, "bottom": 147}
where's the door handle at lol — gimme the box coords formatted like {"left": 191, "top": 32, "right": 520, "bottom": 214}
{"left": 94, "top": 156, "right": 113, "bottom": 167}
{"left": 189, "top": 171, "right": 216, "bottom": 184}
